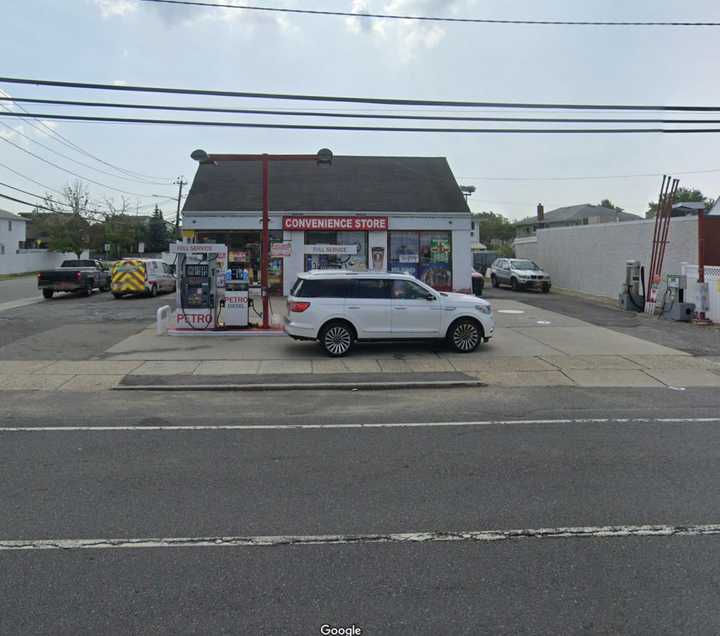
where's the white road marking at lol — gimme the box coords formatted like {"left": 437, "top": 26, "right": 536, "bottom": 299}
{"left": 1, "top": 417, "right": 719, "bottom": 432}
{"left": 2, "top": 523, "right": 719, "bottom": 551}
{"left": 497, "top": 309, "right": 525, "bottom": 314}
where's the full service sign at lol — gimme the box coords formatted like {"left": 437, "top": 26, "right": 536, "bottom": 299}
{"left": 283, "top": 216, "right": 388, "bottom": 232}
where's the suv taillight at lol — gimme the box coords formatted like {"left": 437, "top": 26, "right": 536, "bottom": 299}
{"left": 289, "top": 301, "right": 311, "bottom": 313}
{"left": 76, "top": 271, "right": 82, "bottom": 281}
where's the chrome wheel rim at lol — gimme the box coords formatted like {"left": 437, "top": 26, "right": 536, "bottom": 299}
{"left": 453, "top": 323, "right": 479, "bottom": 351}
{"left": 325, "top": 326, "right": 351, "bottom": 355}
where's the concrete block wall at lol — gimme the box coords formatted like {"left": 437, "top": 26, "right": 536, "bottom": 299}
{"left": 514, "top": 217, "right": 698, "bottom": 299}
{"left": 0, "top": 249, "right": 91, "bottom": 276}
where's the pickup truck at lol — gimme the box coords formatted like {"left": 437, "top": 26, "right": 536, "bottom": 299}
{"left": 37, "top": 259, "right": 111, "bottom": 299}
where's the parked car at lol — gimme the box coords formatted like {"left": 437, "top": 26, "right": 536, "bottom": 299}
{"left": 285, "top": 270, "right": 495, "bottom": 357}
{"left": 37, "top": 259, "right": 111, "bottom": 299}
{"left": 111, "top": 258, "right": 176, "bottom": 298}
{"left": 490, "top": 258, "right": 551, "bottom": 293}
{"left": 471, "top": 269, "right": 485, "bottom": 296}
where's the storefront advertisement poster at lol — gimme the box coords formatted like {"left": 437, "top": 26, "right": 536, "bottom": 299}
{"left": 229, "top": 250, "right": 248, "bottom": 262}
{"left": 270, "top": 242, "right": 292, "bottom": 258}
{"left": 371, "top": 246, "right": 385, "bottom": 271}
{"left": 430, "top": 239, "right": 450, "bottom": 263}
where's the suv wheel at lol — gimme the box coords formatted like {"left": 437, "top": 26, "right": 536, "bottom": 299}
{"left": 320, "top": 321, "right": 355, "bottom": 357}
{"left": 511, "top": 277, "right": 520, "bottom": 292}
{"left": 542, "top": 283, "right": 551, "bottom": 294}
{"left": 448, "top": 319, "right": 482, "bottom": 353}
{"left": 42, "top": 289, "right": 54, "bottom": 299}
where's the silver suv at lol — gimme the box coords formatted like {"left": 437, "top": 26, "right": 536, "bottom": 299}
{"left": 490, "top": 258, "right": 551, "bottom": 293}
{"left": 285, "top": 270, "right": 495, "bottom": 357}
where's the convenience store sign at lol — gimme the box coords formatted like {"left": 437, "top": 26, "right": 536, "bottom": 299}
{"left": 283, "top": 216, "right": 388, "bottom": 231}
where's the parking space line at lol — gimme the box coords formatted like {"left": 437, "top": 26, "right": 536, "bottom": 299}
{"left": 1, "top": 417, "right": 719, "bottom": 432}
{"left": 3, "top": 523, "right": 720, "bottom": 551}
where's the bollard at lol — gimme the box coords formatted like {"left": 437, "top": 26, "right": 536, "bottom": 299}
{"left": 156, "top": 305, "right": 171, "bottom": 335}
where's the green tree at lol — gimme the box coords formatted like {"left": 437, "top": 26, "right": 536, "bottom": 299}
{"left": 45, "top": 213, "right": 90, "bottom": 259}
{"left": 472, "top": 211, "right": 516, "bottom": 244}
{"left": 100, "top": 197, "right": 147, "bottom": 257}
{"left": 646, "top": 187, "right": 715, "bottom": 218}
{"left": 146, "top": 206, "right": 169, "bottom": 252}
{"left": 599, "top": 198, "right": 624, "bottom": 212}
{"left": 36, "top": 181, "right": 92, "bottom": 258}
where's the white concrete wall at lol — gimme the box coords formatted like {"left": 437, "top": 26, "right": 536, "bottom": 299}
{"left": 514, "top": 216, "right": 698, "bottom": 299}
{"left": 0, "top": 249, "right": 91, "bottom": 275}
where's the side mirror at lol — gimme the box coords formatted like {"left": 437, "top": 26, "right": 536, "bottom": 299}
{"left": 425, "top": 294, "right": 436, "bottom": 301}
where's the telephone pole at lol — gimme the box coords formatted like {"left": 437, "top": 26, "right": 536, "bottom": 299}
{"left": 174, "top": 176, "right": 187, "bottom": 236}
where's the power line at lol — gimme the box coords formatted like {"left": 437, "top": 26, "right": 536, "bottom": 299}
{"left": 0, "top": 181, "right": 73, "bottom": 207}
{"left": 0, "top": 160, "right": 70, "bottom": 198}
{"left": 0, "top": 90, "right": 171, "bottom": 184}
{"left": 3, "top": 96, "right": 720, "bottom": 124}
{"left": 137, "top": 0, "right": 720, "bottom": 27}
{"left": 0, "top": 191, "right": 60, "bottom": 213}
{"left": 3, "top": 76, "right": 720, "bottom": 112}
{"left": 0, "top": 119, "right": 174, "bottom": 185}
{"left": 0, "top": 135, "right": 169, "bottom": 197}
{"left": 3, "top": 110, "right": 720, "bottom": 133}
{"left": 459, "top": 168, "right": 720, "bottom": 181}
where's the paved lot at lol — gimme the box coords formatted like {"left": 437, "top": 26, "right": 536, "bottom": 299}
{"left": 0, "top": 274, "right": 41, "bottom": 305}
{"left": 2, "top": 386, "right": 720, "bottom": 634}
{"left": 485, "top": 286, "right": 720, "bottom": 356}
{"left": 0, "top": 287, "right": 176, "bottom": 360}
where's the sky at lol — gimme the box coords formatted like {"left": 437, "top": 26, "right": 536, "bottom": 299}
{"left": 2, "top": 0, "right": 720, "bottom": 222}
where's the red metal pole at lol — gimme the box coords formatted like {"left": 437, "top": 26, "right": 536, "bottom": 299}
{"left": 698, "top": 207, "right": 706, "bottom": 284}
{"left": 261, "top": 154, "right": 270, "bottom": 329}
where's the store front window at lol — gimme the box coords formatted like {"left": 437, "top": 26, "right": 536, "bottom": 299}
{"left": 196, "top": 230, "right": 284, "bottom": 294}
{"left": 389, "top": 231, "right": 452, "bottom": 290}
{"left": 304, "top": 231, "right": 368, "bottom": 272}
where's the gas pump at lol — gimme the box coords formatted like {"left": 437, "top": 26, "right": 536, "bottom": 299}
{"left": 170, "top": 243, "right": 227, "bottom": 330}
{"left": 662, "top": 274, "right": 695, "bottom": 321}
{"left": 619, "top": 260, "right": 645, "bottom": 312}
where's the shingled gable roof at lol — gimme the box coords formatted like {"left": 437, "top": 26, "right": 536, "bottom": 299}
{"left": 183, "top": 155, "right": 470, "bottom": 214}
{"left": 516, "top": 204, "right": 641, "bottom": 226}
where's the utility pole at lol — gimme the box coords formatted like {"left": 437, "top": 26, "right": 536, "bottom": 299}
{"left": 174, "top": 176, "right": 187, "bottom": 236}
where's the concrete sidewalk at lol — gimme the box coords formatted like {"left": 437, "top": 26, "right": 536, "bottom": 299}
{"left": 2, "top": 297, "right": 720, "bottom": 391}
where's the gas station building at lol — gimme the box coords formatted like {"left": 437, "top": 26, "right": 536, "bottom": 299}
{"left": 181, "top": 155, "right": 473, "bottom": 296}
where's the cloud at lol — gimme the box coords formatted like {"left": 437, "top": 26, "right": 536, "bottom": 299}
{"left": 91, "top": 0, "right": 298, "bottom": 34}
{"left": 92, "top": 0, "right": 138, "bottom": 18}
{"left": 345, "top": 0, "right": 475, "bottom": 61}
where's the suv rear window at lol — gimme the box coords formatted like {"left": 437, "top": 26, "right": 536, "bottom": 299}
{"left": 293, "top": 278, "right": 350, "bottom": 298}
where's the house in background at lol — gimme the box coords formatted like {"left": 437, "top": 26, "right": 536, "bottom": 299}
{"left": 515, "top": 203, "right": 642, "bottom": 237}
{"left": 0, "top": 208, "right": 89, "bottom": 275}
{"left": 0, "top": 208, "right": 27, "bottom": 258}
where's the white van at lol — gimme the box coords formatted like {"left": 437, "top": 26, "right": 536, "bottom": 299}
{"left": 111, "top": 258, "right": 176, "bottom": 298}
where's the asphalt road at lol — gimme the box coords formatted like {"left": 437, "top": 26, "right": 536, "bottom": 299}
{"left": 2, "top": 386, "right": 720, "bottom": 634}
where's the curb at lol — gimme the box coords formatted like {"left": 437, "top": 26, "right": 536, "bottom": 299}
{"left": 113, "top": 379, "right": 486, "bottom": 392}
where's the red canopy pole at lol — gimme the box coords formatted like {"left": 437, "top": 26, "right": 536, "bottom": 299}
{"left": 261, "top": 154, "right": 270, "bottom": 329}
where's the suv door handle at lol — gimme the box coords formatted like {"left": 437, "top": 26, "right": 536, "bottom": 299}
{"left": 394, "top": 306, "right": 407, "bottom": 310}
{"left": 347, "top": 306, "right": 360, "bottom": 310}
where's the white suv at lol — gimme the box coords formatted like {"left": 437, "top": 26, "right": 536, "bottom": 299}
{"left": 285, "top": 270, "right": 495, "bottom": 357}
